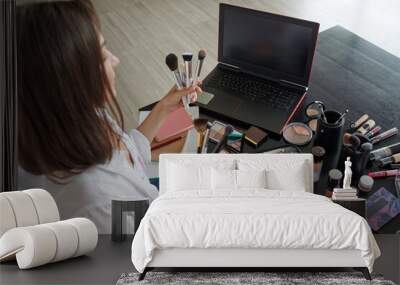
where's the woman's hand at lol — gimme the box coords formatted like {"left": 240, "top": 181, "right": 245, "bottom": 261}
{"left": 158, "top": 84, "right": 202, "bottom": 115}
{"left": 136, "top": 84, "right": 202, "bottom": 143}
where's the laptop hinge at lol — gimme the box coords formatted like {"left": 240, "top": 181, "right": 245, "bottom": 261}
{"left": 218, "top": 62, "right": 240, "bottom": 72}
{"left": 279, "top": 79, "right": 308, "bottom": 91}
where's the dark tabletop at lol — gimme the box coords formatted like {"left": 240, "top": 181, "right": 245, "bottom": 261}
{"left": 140, "top": 26, "right": 400, "bottom": 234}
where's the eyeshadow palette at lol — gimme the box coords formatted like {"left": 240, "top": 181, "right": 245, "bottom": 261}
{"left": 209, "top": 121, "right": 226, "bottom": 143}
{"left": 244, "top": 126, "right": 268, "bottom": 147}
{"left": 367, "top": 187, "right": 400, "bottom": 231}
{"left": 226, "top": 137, "right": 243, "bottom": 153}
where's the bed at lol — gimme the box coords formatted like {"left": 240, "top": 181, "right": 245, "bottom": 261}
{"left": 131, "top": 154, "right": 380, "bottom": 280}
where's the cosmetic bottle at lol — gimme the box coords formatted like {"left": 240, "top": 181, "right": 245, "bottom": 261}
{"left": 371, "top": 127, "right": 398, "bottom": 144}
{"left": 378, "top": 153, "right": 400, "bottom": 167}
{"left": 370, "top": 142, "right": 400, "bottom": 161}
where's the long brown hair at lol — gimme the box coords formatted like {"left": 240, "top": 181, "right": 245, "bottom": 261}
{"left": 17, "top": 0, "right": 124, "bottom": 177}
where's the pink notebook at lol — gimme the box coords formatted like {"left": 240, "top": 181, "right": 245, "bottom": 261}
{"left": 154, "top": 107, "right": 193, "bottom": 142}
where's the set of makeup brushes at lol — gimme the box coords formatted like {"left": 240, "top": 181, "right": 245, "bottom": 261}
{"left": 165, "top": 49, "right": 207, "bottom": 110}
{"left": 165, "top": 49, "right": 233, "bottom": 154}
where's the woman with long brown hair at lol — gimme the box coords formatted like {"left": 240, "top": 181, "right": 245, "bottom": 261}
{"left": 16, "top": 0, "right": 201, "bottom": 233}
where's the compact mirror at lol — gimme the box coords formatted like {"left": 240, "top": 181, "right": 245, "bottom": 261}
{"left": 305, "top": 101, "right": 325, "bottom": 132}
{"left": 282, "top": 122, "right": 313, "bottom": 146}
{"left": 305, "top": 101, "right": 325, "bottom": 118}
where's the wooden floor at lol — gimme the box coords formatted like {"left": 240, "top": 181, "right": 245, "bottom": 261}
{"left": 91, "top": 0, "right": 400, "bottom": 130}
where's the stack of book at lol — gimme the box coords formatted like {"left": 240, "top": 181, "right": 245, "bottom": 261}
{"left": 332, "top": 188, "right": 358, "bottom": 200}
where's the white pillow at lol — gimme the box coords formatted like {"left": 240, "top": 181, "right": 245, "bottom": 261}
{"left": 211, "top": 169, "right": 267, "bottom": 190}
{"left": 167, "top": 159, "right": 236, "bottom": 192}
{"left": 236, "top": 169, "right": 267, "bottom": 189}
{"left": 211, "top": 168, "right": 237, "bottom": 190}
{"left": 237, "top": 159, "right": 308, "bottom": 191}
{"left": 167, "top": 163, "right": 211, "bottom": 191}
{"left": 266, "top": 165, "right": 307, "bottom": 191}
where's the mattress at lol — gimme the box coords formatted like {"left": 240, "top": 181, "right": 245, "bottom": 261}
{"left": 131, "top": 190, "right": 380, "bottom": 273}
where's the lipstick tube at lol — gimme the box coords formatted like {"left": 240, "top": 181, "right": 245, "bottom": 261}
{"left": 370, "top": 142, "right": 400, "bottom": 161}
{"left": 368, "top": 169, "right": 400, "bottom": 179}
{"left": 357, "top": 119, "right": 375, "bottom": 135}
{"left": 365, "top": 126, "right": 382, "bottom": 138}
{"left": 350, "top": 114, "right": 369, "bottom": 130}
{"left": 371, "top": 128, "right": 398, "bottom": 144}
{"left": 377, "top": 153, "right": 400, "bottom": 167}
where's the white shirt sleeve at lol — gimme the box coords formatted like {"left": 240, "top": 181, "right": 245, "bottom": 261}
{"left": 129, "top": 129, "right": 151, "bottom": 163}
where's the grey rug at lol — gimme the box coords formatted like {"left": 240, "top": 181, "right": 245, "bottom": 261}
{"left": 116, "top": 272, "right": 395, "bottom": 285}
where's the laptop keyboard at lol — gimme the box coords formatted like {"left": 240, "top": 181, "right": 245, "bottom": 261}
{"left": 207, "top": 71, "right": 299, "bottom": 111}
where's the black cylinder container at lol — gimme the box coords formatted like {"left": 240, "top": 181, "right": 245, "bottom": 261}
{"left": 314, "top": 110, "right": 345, "bottom": 155}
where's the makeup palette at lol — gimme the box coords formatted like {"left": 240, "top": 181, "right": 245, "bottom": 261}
{"left": 196, "top": 92, "right": 215, "bottom": 105}
{"left": 209, "top": 121, "right": 244, "bottom": 152}
{"left": 209, "top": 121, "right": 227, "bottom": 143}
{"left": 244, "top": 126, "right": 268, "bottom": 147}
{"left": 282, "top": 122, "right": 313, "bottom": 146}
{"left": 226, "top": 137, "right": 243, "bottom": 153}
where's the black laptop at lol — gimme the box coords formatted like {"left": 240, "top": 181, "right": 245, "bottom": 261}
{"left": 199, "top": 4, "right": 319, "bottom": 135}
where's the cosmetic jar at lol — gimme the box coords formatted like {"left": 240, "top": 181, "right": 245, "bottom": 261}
{"left": 358, "top": 175, "right": 374, "bottom": 193}
{"left": 326, "top": 169, "right": 343, "bottom": 198}
{"left": 312, "top": 146, "right": 326, "bottom": 162}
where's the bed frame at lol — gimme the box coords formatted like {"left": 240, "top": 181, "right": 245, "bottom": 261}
{"left": 138, "top": 154, "right": 372, "bottom": 281}
{"left": 139, "top": 248, "right": 371, "bottom": 280}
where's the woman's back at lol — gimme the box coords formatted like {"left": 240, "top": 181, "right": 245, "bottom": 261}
{"left": 19, "top": 147, "right": 158, "bottom": 234}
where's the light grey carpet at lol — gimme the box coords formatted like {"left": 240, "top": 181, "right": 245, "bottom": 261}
{"left": 116, "top": 272, "right": 395, "bottom": 285}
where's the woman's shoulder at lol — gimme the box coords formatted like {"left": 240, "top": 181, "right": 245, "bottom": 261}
{"left": 18, "top": 158, "right": 127, "bottom": 194}
{"left": 70, "top": 162, "right": 158, "bottom": 201}
{"left": 19, "top": 149, "right": 158, "bottom": 200}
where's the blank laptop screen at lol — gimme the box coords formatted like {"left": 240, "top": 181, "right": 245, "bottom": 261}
{"left": 220, "top": 4, "right": 319, "bottom": 85}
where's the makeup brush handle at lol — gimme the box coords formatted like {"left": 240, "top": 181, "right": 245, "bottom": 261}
{"left": 181, "top": 95, "right": 190, "bottom": 112}
{"left": 211, "top": 126, "right": 233, "bottom": 153}
{"left": 333, "top": 115, "right": 343, "bottom": 125}
{"left": 183, "top": 62, "right": 193, "bottom": 109}
{"left": 172, "top": 70, "right": 190, "bottom": 112}
{"left": 184, "top": 62, "right": 190, "bottom": 87}
{"left": 193, "top": 61, "right": 200, "bottom": 84}
{"left": 211, "top": 137, "right": 228, "bottom": 153}
{"left": 173, "top": 70, "right": 183, "bottom": 89}
{"left": 201, "top": 129, "right": 210, "bottom": 153}
{"left": 197, "top": 133, "right": 205, "bottom": 154}
{"left": 189, "top": 66, "right": 200, "bottom": 103}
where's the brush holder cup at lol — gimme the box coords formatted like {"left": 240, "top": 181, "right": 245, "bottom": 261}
{"left": 314, "top": 110, "right": 345, "bottom": 155}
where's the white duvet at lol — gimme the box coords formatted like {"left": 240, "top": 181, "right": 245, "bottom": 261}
{"left": 131, "top": 190, "right": 380, "bottom": 273}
